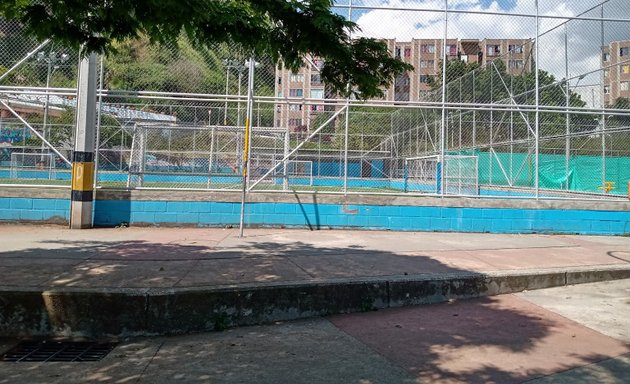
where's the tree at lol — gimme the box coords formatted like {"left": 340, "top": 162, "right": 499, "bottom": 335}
{"left": 0, "top": 0, "right": 412, "bottom": 99}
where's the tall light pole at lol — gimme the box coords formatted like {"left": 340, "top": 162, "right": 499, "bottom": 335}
{"left": 223, "top": 59, "right": 247, "bottom": 127}
{"left": 37, "top": 50, "right": 69, "bottom": 160}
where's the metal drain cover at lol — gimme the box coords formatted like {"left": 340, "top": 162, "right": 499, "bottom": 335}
{"left": 1, "top": 341, "right": 117, "bottom": 362}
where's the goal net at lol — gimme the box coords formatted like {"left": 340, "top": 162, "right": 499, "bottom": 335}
{"left": 10, "top": 152, "right": 56, "bottom": 180}
{"left": 274, "top": 160, "right": 313, "bottom": 186}
{"left": 405, "top": 155, "right": 478, "bottom": 195}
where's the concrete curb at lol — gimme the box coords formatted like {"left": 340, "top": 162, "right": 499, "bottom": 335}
{"left": 1, "top": 265, "right": 629, "bottom": 338}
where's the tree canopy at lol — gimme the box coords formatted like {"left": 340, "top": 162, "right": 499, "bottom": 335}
{"left": 0, "top": 0, "right": 412, "bottom": 99}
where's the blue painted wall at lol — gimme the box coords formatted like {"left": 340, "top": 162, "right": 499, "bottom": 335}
{"left": 0, "top": 195, "right": 628, "bottom": 235}
{"left": 0, "top": 197, "right": 69, "bottom": 222}
{"left": 92, "top": 199, "right": 630, "bottom": 235}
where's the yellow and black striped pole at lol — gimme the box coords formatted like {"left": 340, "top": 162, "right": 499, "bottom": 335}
{"left": 70, "top": 53, "right": 98, "bottom": 229}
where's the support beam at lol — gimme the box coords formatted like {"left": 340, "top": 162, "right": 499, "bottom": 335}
{"left": 70, "top": 53, "right": 98, "bottom": 229}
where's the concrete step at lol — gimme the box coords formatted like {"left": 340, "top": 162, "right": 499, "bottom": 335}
{"left": 2, "top": 264, "right": 629, "bottom": 339}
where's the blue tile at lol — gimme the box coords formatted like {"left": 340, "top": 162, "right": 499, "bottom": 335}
{"left": 154, "top": 212, "right": 178, "bottom": 223}
{"left": 501, "top": 210, "right": 525, "bottom": 219}
{"left": 389, "top": 217, "right": 411, "bottom": 229}
{"left": 246, "top": 214, "right": 265, "bottom": 225}
{"left": 20, "top": 210, "right": 43, "bottom": 221}
{"left": 0, "top": 199, "right": 11, "bottom": 209}
{"left": 130, "top": 212, "right": 156, "bottom": 223}
{"left": 41, "top": 210, "right": 68, "bottom": 220}
{"left": 490, "top": 219, "right": 513, "bottom": 233}
{"left": 482, "top": 209, "right": 502, "bottom": 219}
{"left": 274, "top": 204, "right": 296, "bottom": 214}
{"left": 143, "top": 201, "right": 167, "bottom": 212}
{"left": 0, "top": 209, "right": 20, "bottom": 220}
{"left": 471, "top": 219, "right": 490, "bottom": 232}
{"left": 193, "top": 201, "right": 215, "bottom": 213}
{"left": 461, "top": 209, "right": 483, "bottom": 219}
{"left": 166, "top": 201, "right": 192, "bottom": 212}
{"left": 324, "top": 215, "right": 348, "bottom": 227}
{"left": 451, "top": 218, "right": 473, "bottom": 231}
{"left": 409, "top": 218, "right": 431, "bottom": 230}
{"left": 346, "top": 215, "right": 369, "bottom": 227}
{"left": 367, "top": 216, "right": 388, "bottom": 227}
{"left": 176, "top": 213, "right": 199, "bottom": 223}
{"left": 55, "top": 199, "right": 70, "bottom": 210}
{"left": 32, "top": 199, "right": 57, "bottom": 210}
{"left": 430, "top": 217, "right": 451, "bottom": 231}
{"left": 10, "top": 199, "right": 32, "bottom": 209}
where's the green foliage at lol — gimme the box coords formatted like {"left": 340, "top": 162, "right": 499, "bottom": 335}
{"left": 609, "top": 97, "right": 630, "bottom": 127}
{"left": 1, "top": 0, "right": 412, "bottom": 99}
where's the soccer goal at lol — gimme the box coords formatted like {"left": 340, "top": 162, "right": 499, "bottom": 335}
{"left": 10, "top": 152, "right": 56, "bottom": 180}
{"left": 404, "top": 155, "right": 478, "bottom": 195}
{"left": 274, "top": 159, "right": 314, "bottom": 186}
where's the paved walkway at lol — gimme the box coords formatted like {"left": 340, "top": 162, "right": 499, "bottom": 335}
{"left": 1, "top": 279, "right": 629, "bottom": 384}
{"left": 0, "top": 224, "right": 629, "bottom": 289}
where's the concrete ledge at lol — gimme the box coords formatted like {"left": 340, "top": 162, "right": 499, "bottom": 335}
{"left": 1, "top": 266, "right": 629, "bottom": 338}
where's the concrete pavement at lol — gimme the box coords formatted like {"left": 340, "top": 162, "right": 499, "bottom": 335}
{"left": 0, "top": 224, "right": 629, "bottom": 337}
{"left": 1, "top": 279, "right": 628, "bottom": 384}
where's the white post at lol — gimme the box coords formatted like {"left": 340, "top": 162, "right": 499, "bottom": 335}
{"left": 70, "top": 52, "right": 98, "bottom": 229}
{"left": 439, "top": 0, "right": 448, "bottom": 196}
{"left": 239, "top": 56, "right": 256, "bottom": 238}
{"left": 564, "top": 24, "right": 570, "bottom": 190}
{"left": 534, "top": 0, "right": 540, "bottom": 199}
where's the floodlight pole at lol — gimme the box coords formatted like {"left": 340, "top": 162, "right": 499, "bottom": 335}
{"left": 564, "top": 24, "right": 570, "bottom": 190}
{"left": 534, "top": 0, "right": 540, "bottom": 199}
{"left": 439, "top": 0, "right": 449, "bottom": 196}
{"left": 239, "top": 56, "right": 256, "bottom": 238}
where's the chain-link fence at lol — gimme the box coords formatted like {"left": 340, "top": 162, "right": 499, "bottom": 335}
{"left": 1, "top": 1, "right": 630, "bottom": 199}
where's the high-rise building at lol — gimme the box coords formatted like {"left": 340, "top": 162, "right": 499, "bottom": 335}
{"left": 275, "top": 38, "right": 533, "bottom": 131}
{"left": 602, "top": 40, "right": 630, "bottom": 106}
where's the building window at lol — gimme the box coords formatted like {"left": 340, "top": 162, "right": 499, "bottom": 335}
{"left": 404, "top": 47, "right": 412, "bottom": 58}
{"left": 289, "top": 88, "right": 303, "bottom": 97}
{"left": 604, "top": 85, "right": 610, "bottom": 94}
{"left": 420, "top": 60, "right": 435, "bottom": 68}
{"left": 310, "top": 105, "right": 325, "bottom": 112}
{"left": 509, "top": 44, "right": 523, "bottom": 54}
{"left": 312, "top": 57, "right": 324, "bottom": 69}
{"left": 278, "top": 76, "right": 282, "bottom": 84}
{"left": 277, "top": 91, "right": 283, "bottom": 97}
{"left": 487, "top": 45, "right": 501, "bottom": 56}
{"left": 620, "top": 47, "right": 630, "bottom": 56}
{"left": 421, "top": 44, "right": 436, "bottom": 53}
{"left": 289, "top": 118, "right": 303, "bottom": 126}
{"left": 604, "top": 69, "right": 609, "bottom": 77}
{"left": 290, "top": 73, "right": 304, "bottom": 82}
{"left": 419, "top": 75, "right": 433, "bottom": 84}
{"left": 289, "top": 104, "right": 303, "bottom": 111}
{"left": 621, "top": 82, "right": 630, "bottom": 91}
{"left": 603, "top": 52, "right": 610, "bottom": 62}
{"left": 310, "top": 89, "right": 324, "bottom": 99}
{"left": 395, "top": 47, "right": 401, "bottom": 58}
{"left": 508, "top": 60, "right": 524, "bottom": 69}
{"left": 445, "top": 45, "right": 457, "bottom": 56}
{"left": 622, "top": 65, "right": 630, "bottom": 74}
{"left": 310, "top": 74, "right": 321, "bottom": 85}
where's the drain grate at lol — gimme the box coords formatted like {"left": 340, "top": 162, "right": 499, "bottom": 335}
{"left": 1, "top": 341, "right": 117, "bottom": 362}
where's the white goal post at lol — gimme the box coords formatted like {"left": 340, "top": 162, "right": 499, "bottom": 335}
{"left": 10, "top": 152, "right": 56, "bottom": 179}
{"left": 274, "top": 159, "right": 314, "bottom": 186}
{"left": 404, "top": 155, "right": 479, "bottom": 195}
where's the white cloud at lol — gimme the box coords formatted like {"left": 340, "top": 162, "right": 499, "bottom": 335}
{"left": 350, "top": 0, "right": 630, "bottom": 89}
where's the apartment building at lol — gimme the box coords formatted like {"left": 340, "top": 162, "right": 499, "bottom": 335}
{"left": 602, "top": 40, "right": 630, "bottom": 106}
{"left": 274, "top": 57, "right": 327, "bottom": 133}
{"left": 275, "top": 38, "right": 532, "bottom": 130}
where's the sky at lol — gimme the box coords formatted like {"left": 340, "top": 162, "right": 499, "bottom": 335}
{"left": 332, "top": 0, "right": 630, "bottom": 98}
